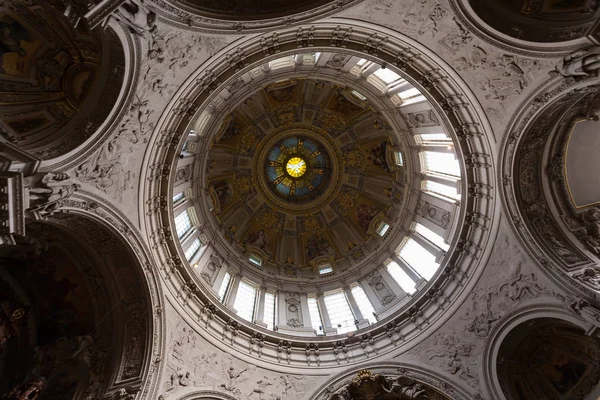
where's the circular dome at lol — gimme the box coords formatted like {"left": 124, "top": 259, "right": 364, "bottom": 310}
{"left": 206, "top": 78, "right": 399, "bottom": 270}
{"left": 149, "top": 29, "right": 497, "bottom": 366}
{"left": 0, "top": 0, "right": 126, "bottom": 160}
{"left": 263, "top": 135, "right": 332, "bottom": 204}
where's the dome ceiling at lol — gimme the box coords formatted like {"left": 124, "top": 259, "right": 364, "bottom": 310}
{"left": 179, "top": 0, "right": 334, "bottom": 20}
{"left": 206, "top": 79, "right": 402, "bottom": 273}
{"left": 0, "top": 0, "right": 126, "bottom": 159}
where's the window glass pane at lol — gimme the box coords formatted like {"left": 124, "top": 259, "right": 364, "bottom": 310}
{"left": 423, "top": 151, "right": 460, "bottom": 177}
{"left": 234, "top": 280, "right": 258, "bottom": 322}
{"left": 351, "top": 284, "right": 377, "bottom": 324}
{"left": 373, "top": 67, "right": 401, "bottom": 84}
{"left": 401, "top": 94, "right": 426, "bottom": 106}
{"left": 319, "top": 264, "right": 333, "bottom": 274}
{"left": 399, "top": 238, "right": 439, "bottom": 280}
{"left": 395, "top": 151, "right": 404, "bottom": 166}
{"left": 173, "top": 192, "right": 184, "bottom": 203}
{"left": 249, "top": 254, "right": 262, "bottom": 266}
{"left": 175, "top": 210, "right": 192, "bottom": 238}
{"left": 264, "top": 292, "right": 276, "bottom": 330}
{"left": 324, "top": 290, "right": 355, "bottom": 334}
{"left": 417, "top": 133, "right": 450, "bottom": 143}
{"left": 185, "top": 238, "right": 202, "bottom": 261}
{"left": 356, "top": 58, "right": 368, "bottom": 66}
{"left": 415, "top": 223, "right": 449, "bottom": 251}
{"left": 308, "top": 295, "right": 324, "bottom": 335}
{"left": 423, "top": 180, "right": 460, "bottom": 200}
{"left": 398, "top": 87, "right": 421, "bottom": 100}
{"left": 386, "top": 261, "right": 416, "bottom": 294}
{"left": 351, "top": 90, "right": 366, "bottom": 100}
{"left": 218, "top": 272, "right": 231, "bottom": 302}
{"left": 376, "top": 222, "right": 390, "bottom": 236}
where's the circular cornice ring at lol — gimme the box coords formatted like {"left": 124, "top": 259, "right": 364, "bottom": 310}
{"left": 141, "top": 19, "right": 499, "bottom": 370}
{"left": 480, "top": 297, "right": 597, "bottom": 400}
{"left": 197, "top": 72, "right": 412, "bottom": 284}
{"left": 176, "top": 390, "right": 237, "bottom": 400}
{"left": 304, "top": 361, "right": 475, "bottom": 400}
{"left": 149, "top": 0, "right": 365, "bottom": 33}
{"left": 448, "top": 0, "right": 594, "bottom": 57}
{"left": 43, "top": 190, "right": 166, "bottom": 400}
{"left": 499, "top": 74, "right": 600, "bottom": 301}
{"left": 39, "top": 20, "right": 142, "bottom": 172}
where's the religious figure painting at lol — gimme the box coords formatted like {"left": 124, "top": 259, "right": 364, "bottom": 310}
{"left": 541, "top": 350, "right": 587, "bottom": 394}
{"left": 305, "top": 236, "right": 335, "bottom": 261}
{"left": 244, "top": 229, "right": 271, "bottom": 254}
{"left": 355, "top": 203, "right": 382, "bottom": 232}
{"left": 367, "top": 141, "right": 390, "bottom": 172}
{"left": 0, "top": 15, "right": 41, "bottom": 77}
{"left": 211, "top": 180, "right": 233, "bottom": 211}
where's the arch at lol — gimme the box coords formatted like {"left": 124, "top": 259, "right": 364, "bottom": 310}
{"left": 500, "top": 72, "right": 600, "bottom": 299}
{"left": 175, "top": 390, "right": 237, "bottom": 400}
{"left": 481, "top": 299, "right": 600, "bottom": 400}
{"left": 0, "top": 0, "right": 134, "bottom": 164}
{"left": 449, "top": 0, "right": 598, "bottom": 54}
{"left": 304, "top": 361, "right": 475, "bottom": 400}
{"left": 149, "top": 0, "right": 365, "bottom": 33}
{"left": 38, "top": 18, "right": 141, "bottom": 171}
{"left": 0, "top": 190, "right": 165, "bottom": 399}
{"left": 140, "top": 18, "right": 499, "bottom": 370}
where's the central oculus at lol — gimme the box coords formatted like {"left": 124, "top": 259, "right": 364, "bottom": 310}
{"left": 286, "top": 157, "right": 307, "bottom": 178}
{"left": 264, "top": 135, "right": 332, "bottom": 204}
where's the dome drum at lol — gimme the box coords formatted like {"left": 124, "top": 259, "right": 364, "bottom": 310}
{"left": 144, "top": 23, "right": 497, "bottom": 368}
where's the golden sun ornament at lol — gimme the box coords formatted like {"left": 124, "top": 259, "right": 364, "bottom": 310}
{"left": 286, "top": 157, "right": 307, "bottom": 178}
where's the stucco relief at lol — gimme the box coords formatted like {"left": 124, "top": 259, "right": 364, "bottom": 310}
{"left": 162, "top": 309, "right": 324, "bottom": 399}
{"left": 409, "top": 227, "right": 559, "bottom": 389}
{"left": 72, "top": 22, "right": 230, "bottom": 212}
{"left": 340, "top": 0, "right": 558, "bottom": 133}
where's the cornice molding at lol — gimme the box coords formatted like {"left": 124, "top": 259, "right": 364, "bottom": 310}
{"left": 141, "top": 19, "right": 499, "bottom": 370}
{"left": 499, "top": 71, "right": 600, "bottom": 302}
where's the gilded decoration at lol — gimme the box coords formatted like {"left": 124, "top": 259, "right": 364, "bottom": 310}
{"left": 264, "top": 135, "right": 332, "bottom": 203}
{"left": 327, "top": 370, "right": 450, "bottom": 400}
{"left": 205, "top": 80, "right": 399, "bottom": 268}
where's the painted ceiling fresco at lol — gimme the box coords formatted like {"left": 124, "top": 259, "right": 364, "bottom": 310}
{"left": 497, "top": 318, "right": 600, "bottom": 400}
{"left": 207, "top": 79, "right": 403, "bottom": 271}
{"left": 0, "top": 0, "right": 125, "bottom": 159}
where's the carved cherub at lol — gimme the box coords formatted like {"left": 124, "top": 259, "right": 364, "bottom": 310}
{"left": 247, "top": 376, "right": 274, "bottom": 399}
{"left": 219, "top": 363, "right": 251, "bottom": 395}
{"left": 581, "top": 207, "right": 600, "bottom": 238}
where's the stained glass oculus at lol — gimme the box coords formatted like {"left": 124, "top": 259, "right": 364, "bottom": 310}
{"left": 286, "top": 157, "right": 307, "bottom": 178}
{"left": 264, "top": 136, "right": 332, "bottom": 203}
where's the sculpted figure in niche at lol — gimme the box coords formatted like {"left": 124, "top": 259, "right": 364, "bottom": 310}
{"left": 558, "top": 46, "right": 600, "bottom": 77}
{"left": 115, "top": 0, "right": 156, "bottom": 36}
